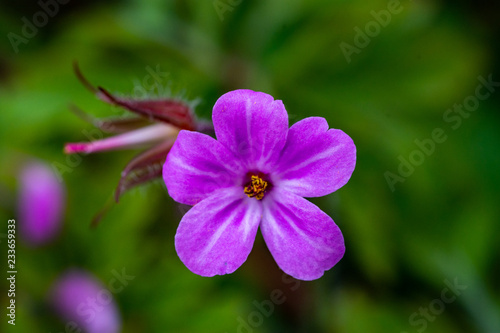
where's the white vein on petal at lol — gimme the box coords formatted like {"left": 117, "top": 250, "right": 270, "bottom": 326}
{"left": 265, "top": 194, "right": 334, "bottom": 254}
{"left": 197, "top": 211, "right": 236, "bottom": 264}
{"left": 279, "top": 179, "right": 312, "bottom": 193}
{"left": 197, "top": 195, "right": 257, "bottom": 265}
{"left": 170, "top": 155, "right": 231, "bottom": 179}
{"left": 282, "top": 145, "right": 342, "bottom": 175}
{"left": 262, "top": 200, "right": 285, "bottom": 241}
{"left": 238, "top": 199, "right": 260, "bottom": 238}
{"left": 245, "top": 97, "right": 253, "bottom": 161}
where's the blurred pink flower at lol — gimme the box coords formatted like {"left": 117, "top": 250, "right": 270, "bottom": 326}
{"left": 18, "top": 160, "right": 65, "bottom": 247}
{"left": 50, "top": 270, "right": 121, "bottom": 333}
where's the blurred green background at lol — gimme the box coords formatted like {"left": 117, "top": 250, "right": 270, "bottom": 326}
{"left": 1, "top": 0, "right": 499, "bottom": 332}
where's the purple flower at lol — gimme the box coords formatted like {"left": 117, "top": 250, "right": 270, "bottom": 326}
{"left": 50, "top": 270, "right": 121, "bottom": 333}
{"left": 163, "top": 90, "right": 356, "bottom": 280}
{"left": 18, "top": 160, "right": 65, "bottom": 247}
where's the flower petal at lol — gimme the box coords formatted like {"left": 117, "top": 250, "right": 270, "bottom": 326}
{"left": 276, "top": 117, "right": 356, "bottom": 197}
{"left": 175, "top": 187, "right": 262, "bottom": 276}
{"left": 261, "top": 189, "right": 345, "bottom": 280}
{"left": 212, "top": 90, "right": 288, "bottom": 171}
{"left": 163, "top": 130, "right": 244, "bottom": 205}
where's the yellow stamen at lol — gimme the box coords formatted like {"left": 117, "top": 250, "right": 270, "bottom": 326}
{"left": 244, "top": 175, "right": 268, "bottom": 200}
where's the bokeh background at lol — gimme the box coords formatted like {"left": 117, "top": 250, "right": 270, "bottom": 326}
{"left": 1, "top": 0, "right": 499, "bottom": 332}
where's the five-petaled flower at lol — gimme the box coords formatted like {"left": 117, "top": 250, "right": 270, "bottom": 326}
{"left": 163, "top": 90, "right": 356, "bottom": 280}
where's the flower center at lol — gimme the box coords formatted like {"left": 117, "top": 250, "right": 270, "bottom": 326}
{"left": 244, "top": 174, "right": 268, "bottom": 200}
